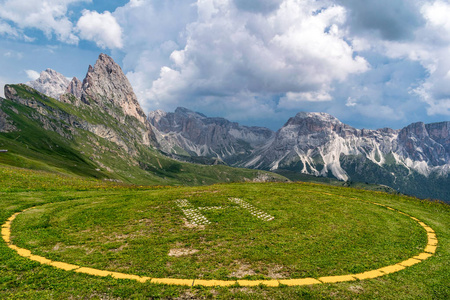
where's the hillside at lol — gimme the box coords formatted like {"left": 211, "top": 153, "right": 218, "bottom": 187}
{"left": 0, "top": 54, "right": 286, "bottom": 186}
{"left": 0, "top": 166, "right": 449, "bottom": 299}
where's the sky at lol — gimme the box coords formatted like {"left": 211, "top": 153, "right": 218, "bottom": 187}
{"left": 1, "top": 0, "right": 450, "bottom": 131}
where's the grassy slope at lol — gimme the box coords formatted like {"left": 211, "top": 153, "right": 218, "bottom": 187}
{"left": 0, "top": 165, "right": 449, "bottom": 299}
{"left": 0, "top": 85, "right": 286, "bottom": 186}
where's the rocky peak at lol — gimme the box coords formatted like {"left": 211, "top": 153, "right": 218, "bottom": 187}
{"left": 26, "top": 68, "right": 70, "bottom": 100}
{"left": 283, "top": 111, "right": 354, "bottom": 137}
{"left": 399, "top": 122, "right": 428, "bottom": 140}
{"left": 426, "top": 121, "right": 449, "bottom": 148}
{"left": 174, "top": 107, "right": 207, "bottom": 118}
{"left": 65, "top": 77, "right": 82, "bottom": 100}
{"left": 80, "top": 53, "right": 147, "bottom": 124}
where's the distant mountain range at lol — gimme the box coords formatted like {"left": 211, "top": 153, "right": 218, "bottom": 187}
{"left": 148, "top": 106, "right": 450, "bottom": 202}
{"left": 1, "top": 54, "right": 449, "bottom": 202}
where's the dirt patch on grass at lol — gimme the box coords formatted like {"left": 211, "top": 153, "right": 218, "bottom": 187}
{"left": 229, "top": 263, "right": 256, "bottom": 278}
{"left": 168, "top": 248, "right": 199, "bottom": 257}
{"left": 267, "top": 265, "right": 287, "bottom": 279}
{"left": 109, "top": 244, "right": 127, "bottom": 252}
{"left": 349, "top": 285, "right": 364, "bottom": 294}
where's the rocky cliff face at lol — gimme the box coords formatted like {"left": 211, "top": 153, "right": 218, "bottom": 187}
{"left": 26, "top": 69, "right": 70, "bottom": 100}
{"left": 148, "top": 107, "right": 274, "bottom": 164}
{"left": 246, "top": 112, "right": 449, "bottom": 179}
{"left": 65, "top": 77, "right": 83, "bottom": 100}
{"left": 62, "top": 54, "right": 156, "bottom": 148}
{"left": 151, "top": 109, "right": 449, "bottom": 200}
{"left": 80, "top": 54, "right": 147, "bottom": 125}
{"left": 7, "top": 54, "right": 157, "bottom": 155}
{"left": 0, "top": 98, "right": 17, "bottom": 133}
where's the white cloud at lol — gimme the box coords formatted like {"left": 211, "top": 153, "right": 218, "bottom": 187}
{"left": 140, "top": 0, "right": 368, "bottom": 113}
{"left": 374, "top": 0, "right": 450, "bottom": 117}
{"left": 345, "top": 97, "right": 357, "bottom": 107}
{"left": 0, "top": 0, "right": 87, "bottom": 44}
{"left": 422, "top": 0, "right": 450, "bottom": 33}
{"left": 0, "top": 76, "right": 7, "bottom": 98}
{"left": 25, "top": 70, "right": 40, "bottom": 81}
{"left": 76, "top": 10, "right": 123, "bottom": 49}
{"left": 0, "top": 21, "right": 19, "bottom": 38}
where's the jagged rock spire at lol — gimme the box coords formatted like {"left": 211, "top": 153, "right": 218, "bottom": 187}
{"left": 81, "top": 53, "right": 147, "bottom": 124}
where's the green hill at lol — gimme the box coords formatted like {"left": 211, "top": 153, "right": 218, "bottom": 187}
{"left": 0, "top": 166, "right": 449, "bottom": 299}
{"left": 0, "top": 84, "right": 286, "bottom": 186}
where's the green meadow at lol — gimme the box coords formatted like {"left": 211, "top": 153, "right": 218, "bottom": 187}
{"left": 1, "top": 165, "right": 449, "bottom": 299}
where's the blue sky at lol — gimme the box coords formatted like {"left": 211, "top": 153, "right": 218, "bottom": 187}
{"left": 1, "top": 0, "right": 449, "bottom": 130}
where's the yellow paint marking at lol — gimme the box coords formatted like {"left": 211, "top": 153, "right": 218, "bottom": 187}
{"left": 427, "top": 238, "right": 438, "bottom": 246}
{"left": 279, "top": 278, "right": 321, "bottom": 286}
{"left": 423, "top": 227, "right": 435, "bottom": 233}
{"left": 399, "top": 258, "right": 421, "bottom": 267}
{"left": 193, "top": 279, "right": 237, "bottom": 287}
{"left": 353, "top": 270, "right": 384, "bottom": 280}
{"left": 1, "top": 201, "right": 439, "bottom": 287}
{"left": 238, "top": 280, "right": 279, "bottom": 287}
{"left": 319, "top": 275, "right": 357, "bottom": 283}
{"left": 7, "top": 213, "right": 20, "bottom": 222}
{"left": 413, "top": 253, "right": 432, "bottom": 260}
{"left": 76, "top": 267, "right": 112, "bottom": 277}
{"left": 424, "top": 245, "right": 437, "bottom": 253}
{"left": 397, "top": 212, "right": 410, "bottom": 216}
{"left": 151, "top": 278, "right": 194, "bottom": 286}
{"left": 8, "top": 244, "right": 20, "bottom": 251}
{"left": 29, "top": 255, "right": 52, "bottom": 265}
{"left": 428, "top": 232, "right": 437, "bottom": 240}
{"left": 48, "top": 261, "right": 79, "bottom": 271}
{"left": 378, "top": 264, "right": 405, "bottom": 274}
{"left": 110, "top": 272, "right": 145, "bottom": 281}
{"left": 16, "top": 248, "right": 32, "bottom": 257}
{"left": 1, "top": 227, "right": 10, "bottom": 237}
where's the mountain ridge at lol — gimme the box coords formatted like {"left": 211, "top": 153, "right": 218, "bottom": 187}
{"left": 149, "top": 107, "right": 450, "bottom": 201}
{"left": 1, "top": 54, "right": 285, "bottom": 186}
{"left": 3, "top": 53, "right": 449, "bottom": 201}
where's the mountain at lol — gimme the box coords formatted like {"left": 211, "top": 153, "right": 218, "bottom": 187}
{"left": 26, "top": 69, "right": 70, "bottom": 100}
{"left": 150, "top": 110, "right": 450, "bottom": 202}
{"left": 0, "top": 54, "right": 286, "bottom": 186}
{"left": 148, "top": 107, "right": 274, "bottom": 165}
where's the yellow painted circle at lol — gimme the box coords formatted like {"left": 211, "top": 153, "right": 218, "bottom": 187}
{"left": 1, "top": 196, "right": 438, "bottom": 287}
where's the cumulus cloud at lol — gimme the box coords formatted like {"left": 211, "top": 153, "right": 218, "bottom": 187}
{"left": 25, "top": 70, "right": 40, "bottom": 81}
{"left": 141, "top": 0, "right": 368, "bottom": 117}
{"left": 374, "top": 0, "right": 450, "bottom": 117}
{"left": 76, "top": 10, "right": 123, "bottom": 49}
{"left": 112, "top": 0, "right": 198, "bottom": 110}
{"left": 0, "top": 0, "right": 87, "bottom": 43}
{"left": 0, "top": 21, "right": 19, "bottom": 38}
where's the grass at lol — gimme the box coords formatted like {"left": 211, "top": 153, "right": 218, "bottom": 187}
{"left": 1, "top": 165, "right": 449, "bottom": 299}
{"left": 1, "top": 85, "right": 288, "bottom": 187}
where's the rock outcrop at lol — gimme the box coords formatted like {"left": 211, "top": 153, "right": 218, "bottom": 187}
{"left": 61, "top": 54, "right": 157, "bottom": 148}
{"left": 26, "top": 69, "right": 70, "bottom": 100}
{"left": 148, "top": 107, "right": 274, "bottom": 164}
{"left": 80, "top": 54, "right": 147, "bottom": 125}
{"left": 65, "top": 77, "right": 83, "bottom": 100}
{"left": 150, "top": 109, "right": 450, "bottom": 200}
